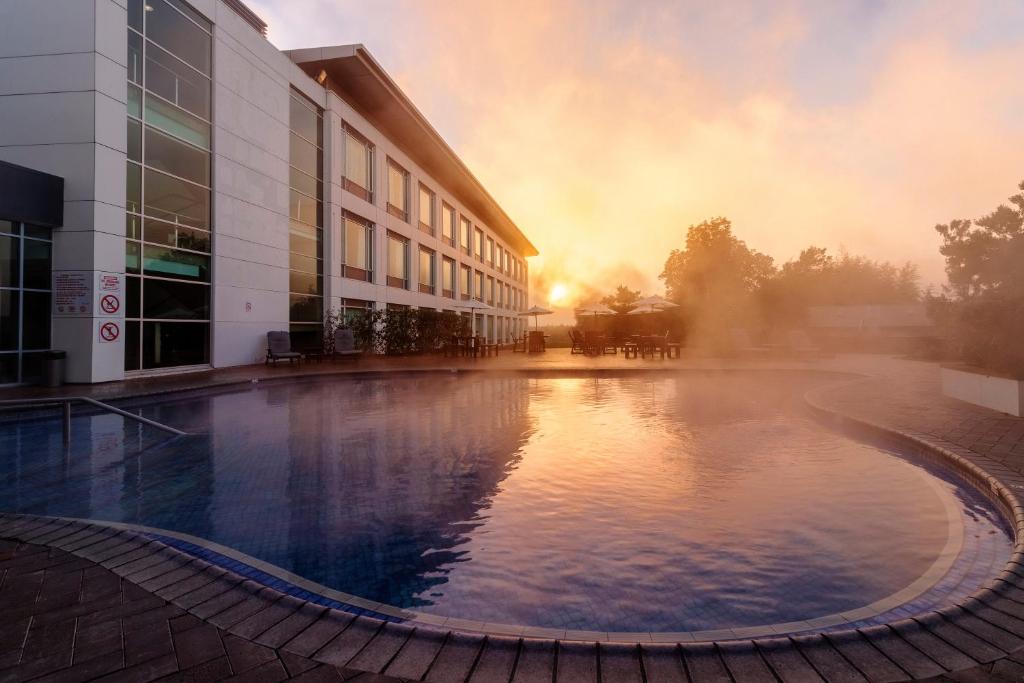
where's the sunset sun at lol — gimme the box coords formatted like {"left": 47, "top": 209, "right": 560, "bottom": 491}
{"left": 549, "top": 283, "right": 569, "bottom": 305}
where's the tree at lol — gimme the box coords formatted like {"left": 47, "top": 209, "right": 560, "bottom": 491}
{"left": 600, "top": 285, "right": 641, "bottom": 314}
{"left": 935, "top": 180, "right": 1024, "bottom": 298}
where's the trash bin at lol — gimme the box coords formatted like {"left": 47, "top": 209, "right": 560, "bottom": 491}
{"left": 43, "top": 350, "right": 66, "bottom": 387}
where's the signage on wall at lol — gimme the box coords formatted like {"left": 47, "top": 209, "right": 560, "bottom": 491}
{"left": 53, "top": 271, "right": 125, "bottom": 318}
{"left": 98, "top": 321, "right": 120, "bottom": 343}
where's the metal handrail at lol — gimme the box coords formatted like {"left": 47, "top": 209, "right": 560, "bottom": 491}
{"left": 0, "top": 396, "right": 188, "bottom": 445}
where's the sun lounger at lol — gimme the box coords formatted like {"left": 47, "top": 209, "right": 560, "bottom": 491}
{"left": 331, "top": 328, "right": 362, "bottom": 361}
{"left": 266, "top": 331, "right": 302, "bottom": 365}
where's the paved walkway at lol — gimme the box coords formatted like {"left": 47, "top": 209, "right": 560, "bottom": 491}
{"left": 3, "top": 352, "right": 1024, "bottom": 681}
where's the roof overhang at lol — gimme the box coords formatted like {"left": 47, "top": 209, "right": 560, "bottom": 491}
{"left": 286, "top": 44, "right": 538, "bottom": 257}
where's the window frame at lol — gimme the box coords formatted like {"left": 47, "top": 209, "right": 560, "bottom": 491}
{"left": 386, "top": 158, "right": 409, "bottom": 221}
{"left": 342, "top": 122, "right": 373, "bottom": 202}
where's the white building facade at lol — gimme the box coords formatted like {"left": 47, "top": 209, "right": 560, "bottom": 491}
{"left": 0, "top": 0, "right": 535, "bottom": 385}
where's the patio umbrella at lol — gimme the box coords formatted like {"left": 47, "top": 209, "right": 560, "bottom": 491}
{"left": 519, "top": 305, "right": 553, "bottom": 329}
{"left": 633, "top": 295, "right": 679, "bottom": 309}
{"left": 575, "top": 303, "right": 616, "bottom": 317}
{"left": 456, "top": 300, "right": 494, "bottom": 336}
{"left": 626, "top": 304, "right": 662, "bottom": 315}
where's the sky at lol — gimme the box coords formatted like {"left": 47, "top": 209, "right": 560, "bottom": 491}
{"left": 250, "top": 0, "right": 1024, "bottom": 317}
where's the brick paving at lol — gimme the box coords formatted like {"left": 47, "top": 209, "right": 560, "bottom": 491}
{"left": 4, "top": 352, "right": 1024, "bottom": 681}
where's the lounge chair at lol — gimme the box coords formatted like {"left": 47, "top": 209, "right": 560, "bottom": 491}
{"left": 331, "top": 328, "right": 362, "bottom": 361}
{"left": 266, "top": 331, "right": 302, "bottom": 365}
{"left": 569, "top": 329, "right": 586, "bottom": 354}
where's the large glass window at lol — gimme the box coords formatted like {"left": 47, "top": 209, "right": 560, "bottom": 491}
{"left": 342, "top": 123, "right": 372, "bottom": 201}
{"left": 441, "top": 202, "right": 455, "bottom": 247}
{"left": 460, "top": 264, "right": 472, "bottom": 300}
{"left": 288, "top": 89, "right": 324, "bottom": 347}
{"left": 126, "top": 0, "right": 212, "bottom": 371}
{"left": 442, "top": 256, "right": 455, "bottom": 298}
{"left": 387, "top": 159, "right": 408, "bottom": 220}
{"left": 460, "top": 216, "right": 472, "bottom": 255}
{"left": 474, "top": 270, "right": 485, "bottom": 301}
{"left": 474, "top": 228, "right": 484, "bottom": 262}
{"left": 486, "top": 237, "right": 494, "bottom": 267}
{"left": 342, "top": 212, "right": 373, "bottom": 281}
{"left": 418, "top": 246, "right": 435, "bottom": 294}
{"left": 0, "top": 222, "right": 51, "bottom": 384}
{"left": 418, "top": 185, "right": 435, "bottom": 235}
{"left": 387, "top": 232, "right": 409, "bottom": 288}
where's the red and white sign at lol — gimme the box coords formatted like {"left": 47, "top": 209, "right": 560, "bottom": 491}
{"left": 98, "top": 321, "right": 120, "bottom": 343}
{"left": 100, "top": 294, "right": 120, "bottom": 314}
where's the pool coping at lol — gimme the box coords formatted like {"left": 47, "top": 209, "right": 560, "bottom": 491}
{"left": 5, "top": 367, "right": 1024, "bottom": 680}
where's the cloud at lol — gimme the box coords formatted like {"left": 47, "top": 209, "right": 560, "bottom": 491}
{"left": 252, "top": 0, "right": 1024, "bottom": 314}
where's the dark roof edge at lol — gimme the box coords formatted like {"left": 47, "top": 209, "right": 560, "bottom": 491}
{"left": 223, "top": 0, "right": 267, "bottom": 36}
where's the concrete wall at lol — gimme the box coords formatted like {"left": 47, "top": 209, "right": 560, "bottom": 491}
{"left": 942, "top": 366, "right": 1024, "bottom": 418}
{"left": 0, "top": 0, "right": 128, "bottom": 383}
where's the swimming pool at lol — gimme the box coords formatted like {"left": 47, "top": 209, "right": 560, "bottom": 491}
{"left": 0, "top": 371, "right": 1012, "bottom": 635}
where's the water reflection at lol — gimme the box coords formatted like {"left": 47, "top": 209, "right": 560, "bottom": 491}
{"left": 0, "top": 373, "right": 1012, "bottom": 632}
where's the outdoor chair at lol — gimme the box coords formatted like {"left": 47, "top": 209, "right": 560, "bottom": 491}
{"left": 569, "top": 329, "right": 586, "bottom": 354}
{"left": 266, "top": 331, "right": 302, "bottom": 365}
{"left": 511, "top": 334, "right": 526, "bottom": 352}
{"left": 331, "top": 328, "right": 362, "bottom": 361}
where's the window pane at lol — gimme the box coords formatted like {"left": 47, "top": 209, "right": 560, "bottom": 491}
{"left": 289, "top": 166, "right": 320, "bottom": 201}
{"left": 289, "top": 253, "right": 319, "bottom": 275}
{"left": 289, "top": 189, "right": 320, "bottom": 226}
{"left": 127, "top": 162, "right": 142, "bottom": 214}
{"left": 388, "top": 163, "right": 406, "bottom": 211}
{"left": 145, "top": 94, "right": 210, "bottom": 148}
{"left": 126, "top": 276, "right": 140, "bottom": 318}
{"left": 126, "top": 240, "right": 140, "bottom": 273}
{"left": 142, "top": 321, "right": 209, "bottom": 368}
{"left": 0, "top": 290, "right": 17, "bottom": 351}
{"left": 124, "top": 320, "right": 140, "bottom": 370}
{"left": 22, "top": 239, "right": 50, "bottom": 290}
{"left": 0, "top": 353, "right": 17, "bottom": 384}
{"left": 142, "top": 278, "right": 209, "bottom": 319}
{"left": 145, "top": 41, "right": 210, "bottom": 119}
{"left": 144, "top": 125, "right": 209, "bottom": 185}
{"left": 344, "top": 134, "right": 369, "bottom": 189}
{"left": 290, "top": 94, "right": 321, "bottom": 146}
{"left": 128, "top": 84, "right": 142, "bottom": 118}
{"left": 128, "top": 0, "right": 143, "bottom": 32}
{"left": 289, "top": 270, "right": 321, "bottom": 295}
{"left": 127, "top": 117, "right": 142, "bottom": 162}
{"left": 144, "top": 168, "right": 209, "bottom": 229}
{"left": 128, "top": 30, "right": 142, "bottom": 86}
{"left": 22, "top": 291, "right": 50, "bottom": 349}
{"left": 142, "top": 245, "right": 210, "bottom": 282}
{"left": 419, "top": 249, "right": 434, "bottom": 286}
{"left": 144, "top": 218, "right": 210, "bottom": 252}
{"left": 419, "top": 187, "right": 433, "bottom": 226}
{"left": 289, "top": 132, "right": 319, "bottom": 178}
{"left": 146, "top": 0, "right": 211, "bottom": 74}
{"left": 461, "top": 266, "right": 471, "bottom": 294}
{"left": 344, "top": 219, "right": 369, "bottom": 270}
{"left": 443, "top": 259, "right": 455, "bottom": 290}
{"left": 289, "top": 294, "right": 321, "bottom": 323}
{"left": 442, "top": 204, "right": 454, "bottom": 240}
{"left": 387, "top": 235, "right": 407, "bottom": 279}
{"left": 0, "top": 235, "right": 17, "bottom": 288}
{"left": 289, "top": 230, "right": 319, "bottom": 258}
{"left": 461, "top": 218, "right": 472, "bottom": 249}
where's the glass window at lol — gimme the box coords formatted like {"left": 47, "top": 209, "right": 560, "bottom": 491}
{"left": 289, "top": 224, "right": 319, "bottom": 259}
{"left": 289, "top": 188, "right": 320, "bottom": 227}
{"left": 289, "top": 294, "right": 321, "bottom": 323}
{"left": 343, "top": 215, "right": 371, "bottom": 273}
{"left": 461, "top": 217, "right": 472, "bottom": 252}
{"left": 145, "top": 94, "right": 210, "bottom": 149}
{"left": 442, "top": 257, "right": 455, "bottom": 294}
{"left": 145, "top": 41, "right": 210, "bottom": 119}
{"left": 127, "top": 118, "right": 142, "bottom": 162}
{"left": 128, "top": 84, "right": 142, "bottom": 119}
{"left": 146, "top": 0, "right": 211, "bottom": 74}
{"left": 142, "top": 245, "right": 209, "bottom": 282}
{"left": 460, "top": 264, "right": 472, "bottom": 299}
{"left": 128, "top": 0, "right": 143, "bottom": 32}
{"left": 419, "top": 185, "right": 434, "bottom": 230}
{"left": 142, "top": 321, "right": 209, "bottom": 369}
{"left": 387, "top": 160, "right": 408, "bottom": 216}
{"left": 474, "top": 228, "right": 484, "bottom": 260}
{"left": 0, "top": 291, "right": 19, "bottom": 351}
{"left": 145, "top": 218, "right": 210, "bottom": 252}
{"left": 289, "top": 132, "right": 320, "bottom": 178}
{"left": 127, "top": 162, "right": 142, "bottom": 214}
{"left": 474, "top": 270, "right": 484, "bottom": 300}
{"left": 144, "top": 167, "right": 209, "bottom": 229}
{"left": 343, "top": 126, "right": 372, "bottom": 195}
{"left": 126, "top": 241, "right": 141, "bottom": 274}
{"left": 21, "top": 291, "right": 50, "bottom": 349}
{"left": 142, "top": 278, "right": 209, "bottom": 319}
{"left": 289, "top": 270, "right": 321, "bottom": 296}
{"left": 496, "top": 244, "right": 503, "bottom": 271}
{"left": 128, "top": 30, "right": 143, "bottom": 86}
{"left": 387, "top": 232, "right": 408, "bottom": 286}
{"left": 22, "top": 239, "right": 50, "bottom": 290}
{"left": 127, "top": 276, "right": 141, "bottom": 318}
{"left": 0, "top": 235, "right": 17, "bottom": 288}
{"left": 419, "top": 247, "right": 435, "bottom": 288}
{"left": 144, "top": 125, "right": 209, "bottom": 185}
{"left": 441, "top": 203, "right": 455, "bottom": 244}
{"left": 289, "top": 94, "right": 321, "bottom": 146}
{"left": 289, "top": 167, "right": 320, "bottom": 202}
{"left": 486, "top": 237, "right": 494, "bottom": 266}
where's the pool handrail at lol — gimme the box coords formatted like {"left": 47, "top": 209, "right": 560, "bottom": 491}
{"left": 0, "top": 396, "right": 189, "bottom": 445}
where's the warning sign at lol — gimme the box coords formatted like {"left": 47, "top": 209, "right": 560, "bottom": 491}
{"left": 99, "top": 321, "right": 120, "bottom": 343}
{"left": 99, "top": 274, "right": 120, "bottom": 291}
{"left": 53, "top": 271, "right": 92, "bottom": 316}
{"left": 100, "top": 294, "right": 120, "bottom": 314}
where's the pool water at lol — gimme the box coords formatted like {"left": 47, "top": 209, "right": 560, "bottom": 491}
{"left": 0, "top": 373, "right": 1012, "bottom": 632}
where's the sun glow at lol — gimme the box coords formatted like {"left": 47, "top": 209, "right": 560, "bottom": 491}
{"left": 549, "top": 283, "right": 569, "bottom": 306}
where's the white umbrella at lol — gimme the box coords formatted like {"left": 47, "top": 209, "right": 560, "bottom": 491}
{"left": 519, "top": 305, "right": 553, "bottom": 329}
{"left": 634, "top": 295, "right": 679, "bottom": 309}
{"left": 627, "top": 304, "right": 662, "bottom": 315}
{"left": 575, "top": 303, "right": 616, "bottom": 317}
{"left": 456, "top": 300, "right": 494, "bottom": 336}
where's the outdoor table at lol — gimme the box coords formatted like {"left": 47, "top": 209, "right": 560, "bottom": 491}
{"left": 528, "top": 330, "right": 546, "bottom": 353}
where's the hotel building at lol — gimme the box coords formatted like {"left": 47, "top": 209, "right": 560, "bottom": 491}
{"left": 0, "top": 0, "right": 536, "bottom": 384}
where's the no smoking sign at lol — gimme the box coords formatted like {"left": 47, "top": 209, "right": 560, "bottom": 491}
{"left": 98, "top": 321, "right": 120, "bottom": 343}
{"left": 100, "top": 294, "right": 120, "bottom": 314}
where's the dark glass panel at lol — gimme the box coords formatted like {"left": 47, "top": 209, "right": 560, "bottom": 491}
{"left": 289, "top": 94, "right": 321, "bottom": 146}
{"left": 0, "top": 353, "right": 16, "bottom": 384}
{"left": 165, "top": 0, "right": 211, "bottom": 30}
{"left": 144, "top": 168, "right": 209, "bottom": 229}
{"left": 142, "top": 279, "right": 209, "bottom": 319}
{"left": 126, "top": 276, "right": 141, "bottom": 318}
{"left": 0, "top": 221, "right": 13, "bottom": 235}
{"left": 128, "top": 30, "right": 143, "bottom": 85}
{"left": 127, "top": 117, "right": 142, "bottom": 162}
{"left": 146, "top": 0, "right": 210, "bottom": 74}
{"left": 144, "top": 218, "right": 210, "bottom": 252}
{"left": 21, "top": 291, "right": 50, "bottom": 349}
{"left": 0, "top": 235, "right": 17, "bottom": 288}
{"left": 289, "top": 270, "right": 320, "bottom": 296}
{"left": 126, "top": 162, "right": 142, "bottom": 214}
{"left": 126, "top": 213, "right": 142, "bottom": 240}
{"left": 22, "top": 239, "right": 50, "bottom": 290}
{"left": 289, "top": 231, "right": 318, "bottom": 258}
{"left": 145, "top": 41, "right": 210, "bottom": 119}
{"left": 0, "top": 291, "right": 18, "bottom": 351}
{"left": 289, "top": 189, "right": 320, "bottom": 227}
{"left": 288, "top": 324, "right": 321, "bottom": 351}
{"left": 124, "top": 320, "right": 140, "bottom": 370}
{"left": 289, "top": 132, "right": 319, "bottom": 177}
{"left": 144, "top": 125, "right": 209, "bottom": 185}
{"left": 145, "top": 94, "right": 210, "bottom": 148}
{"left": 289, "top": 253, "right": 319, "bottom": 275}
{"left": 23, "top": 225, "right": 50, "bottom": 240}
{"left": 128, "top": 0, "right": 143, "bottom": 32}
{"left": 142, "top": 321, "right": 209, "bottom": 368}
{"left": 289, "top": 294, "right": 321, "bottom": 323}
{"left": 128, "top": 84, "right": 142, "bottom": 118}
{"left": 289, "top": 166, "right": 320, "bottom": 200}
{"left": 142, "top": 245, "right": 210, "bottom": 282}
{"left": 126, "top": 241, "right": 141, "bottom": 274}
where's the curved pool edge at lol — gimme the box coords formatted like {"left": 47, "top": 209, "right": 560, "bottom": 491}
{"left": 4, "top": 367, "right": 1024, "bottom": 681}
